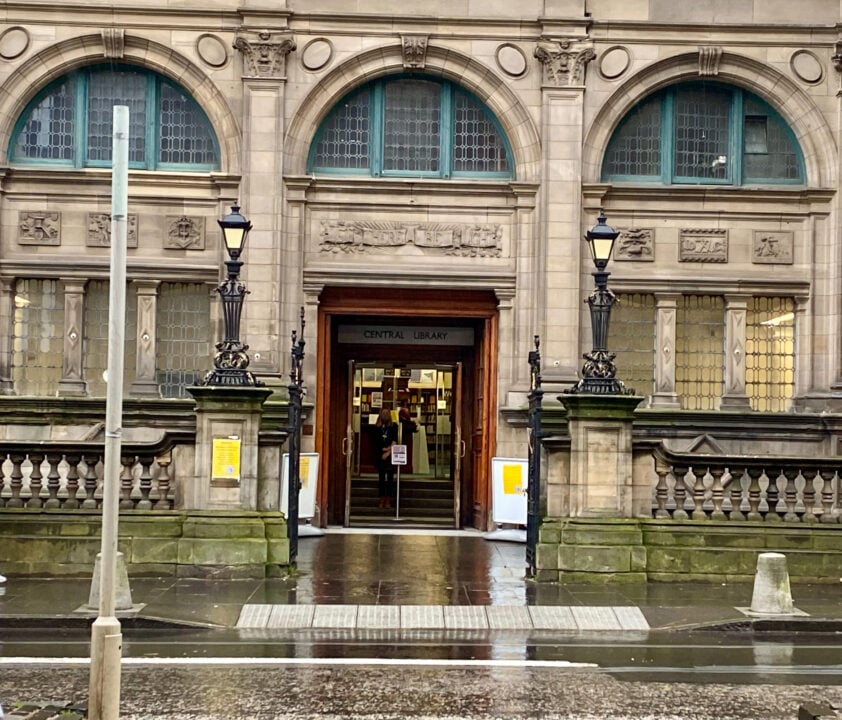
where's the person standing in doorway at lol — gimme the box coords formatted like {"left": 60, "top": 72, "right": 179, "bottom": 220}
{"left": 374, "top": 408, "right": 398, "bottom": 508}
{"left": 397, "top": 399, "right": 417, "bottom": 473}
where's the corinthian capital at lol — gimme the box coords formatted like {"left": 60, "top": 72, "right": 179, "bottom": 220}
{"left": 234, "top": 31, "right": 297, "bottom": 79}
{"left": 534, "top": 38, "right": 595, "bottom": 86}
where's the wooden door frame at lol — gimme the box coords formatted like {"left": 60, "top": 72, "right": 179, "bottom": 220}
{"left": 314, "top": 287, "right": 499, "bottom": 529}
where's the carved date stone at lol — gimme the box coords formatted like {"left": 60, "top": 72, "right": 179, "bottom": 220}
{"left": 679, "top": 228, "right": 728, "bottom": 263}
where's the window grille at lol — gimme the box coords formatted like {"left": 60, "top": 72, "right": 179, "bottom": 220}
{"left": 12, "top": 279, "right": 63, "bottom": 396}
{"left": 608, "top": 293, "right": 655, "bottom": 398}
{"left": 309, "top": 77, "right": 513, "bottom": 179}
{"left": 83, "top": 280, "right": 137, "bottom": 397}
{"left": 746, "top": 297, "right": 795, "bottom": 412}
{"left": 675, "top": 295, "right": 725, "bottom": 410}
{"left": 156, "top": 283, "right": 211, "bottom": 398}
{"left": 11, "top": 65, "right": 219, "bottom": 171}
{"left": 602, "top": 82, "right": 804, "bottom": 186}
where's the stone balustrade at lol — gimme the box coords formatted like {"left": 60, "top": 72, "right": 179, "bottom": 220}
{"left": 652, "top": 445, "right": 841, "bottom": 524}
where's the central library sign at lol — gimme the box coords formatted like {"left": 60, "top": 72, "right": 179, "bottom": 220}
{"left": 338, "top": 325, "right": 475, "bottom": 346}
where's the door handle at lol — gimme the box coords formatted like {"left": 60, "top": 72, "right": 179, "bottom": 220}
{"left": 460, "top": 440, "right": 466, "bottom": 458}
{"left": 341, "top": 436, "right": 348, "bottom": 456}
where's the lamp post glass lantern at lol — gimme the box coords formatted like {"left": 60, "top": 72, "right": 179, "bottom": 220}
{"left": 568, "top": 211, "right": 630, "bottom": 395}
{"left": 201, "top": 204, "right": 263, "bottom": 387}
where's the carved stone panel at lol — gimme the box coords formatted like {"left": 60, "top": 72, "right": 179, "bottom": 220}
{"left": 698, "top": 46, "right": 723, "bottom": 76}
{"left": 18, "top": 211, "right": 60, "bottom": 245}
{"left": 752, "top": 230, "right": 794, "bottom": 264}
{"left": 87, "top": 213, "right": 138, "bottom": 248}
{"left": 679, "top": 228, "right": 728, "bottom": 263}
{"left": 614, "top": 228, "right": 654, "bottom": 261}
{"left": 319, "top": 220, "right": 503, "bottom": 257}
{"left": 165, "top": 216, "right": 205, "bottom": 250}
{"left": 234, "top": 32, "right": 296, "bottom": 79}
{"left": 102, "top": 28, "right": 125, "bottom": 59}
{"left": 534, "top": 39, "right": 595, "bottom": 86}
{"left": 401, "top": 35, "right": 429, "bottom": 69}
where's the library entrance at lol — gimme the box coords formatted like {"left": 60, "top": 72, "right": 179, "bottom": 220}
{"left": 315, "top": 287, "right": 499, "bottom": 530}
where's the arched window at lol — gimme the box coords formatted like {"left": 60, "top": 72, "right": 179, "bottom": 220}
{"left": 10, "top": 65, "right": 219, "bottom": 171}
{"left": 309, "top": 77, "right": 513, "bottom": 179}
{"left": 602, "top": 83, "right": 804, "bottom": 186}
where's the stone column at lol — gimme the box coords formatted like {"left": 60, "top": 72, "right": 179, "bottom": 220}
{"left": 650, "top": 293, "right": 681, "bottom": 408}
{"left": 533, "top": 37, "right": 595, "bottom": 385}
{"left": 557, "top": 394, "right": 644, "bottom": 517}
{"left": 721, "top": 294, "right": 752, "bottom": 409}
{"left": 130, "top": 280, "right": 161, "bottom": 397}
{"left": 0, "top": 278, "right": 16, "bottom": 394}
{"left": 186, "top": 386, "right": 273, "bottom": 510}
{"left": 57, "top": 280, "right": 87, "bottom": 396}
{"left": 233, "top": 31, "right": 296, "bottom": 379}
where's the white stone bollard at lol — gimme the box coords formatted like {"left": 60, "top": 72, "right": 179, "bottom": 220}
{"left": 750, "top": 552, "right": 794, "bottom": 615}
{"left": 87, "top": 551, "right": 134, "bottom": 611}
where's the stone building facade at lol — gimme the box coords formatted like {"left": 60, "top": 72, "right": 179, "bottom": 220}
{"left": 0, "top": 0, "right": 840, "bottom": 533}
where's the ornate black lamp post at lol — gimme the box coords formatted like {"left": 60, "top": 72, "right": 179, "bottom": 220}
{"left": 526, "top": 335, "right": 543, "bottom": 577}
{"left": 569, "top": 211, "right": 628, "bottom": 395}
{"left": 202, "top": 205, "right": 262, "bottom": 387}
{"left": 287, "top": 307, "right": 306, "bottom": 563}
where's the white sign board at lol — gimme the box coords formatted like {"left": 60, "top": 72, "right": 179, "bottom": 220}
{"left": 391, "top": 444, "right": 407, "bottom": 466}
{"left": 281, "top": 452, "right": 319, "bottom": 520}
{"left": 491, "top": 457, "right": 528, "bottom": 525}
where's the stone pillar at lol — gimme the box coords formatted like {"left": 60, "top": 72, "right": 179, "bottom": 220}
{"left": 721, "top": 294, "right": 752, "bottom": 409}
{"left": 651, "top": 293, "right": 681, "bottom": 408}
{"left": 533, "top": 37, "right": 594, "bottom": 384}
{"left": 0, "top": 278, "right": 16, "bottom": 394}
{"left": 57, "top": 280, "right": 87, "bottom": 396}
{"left": 557, "top": 394, "right": 643, "bottom": 517}
{"left": 130, "top": 280, "right": 161, "bottom": 397}
{"left": 187, "top": 386, "right": 273, "bottom": 510}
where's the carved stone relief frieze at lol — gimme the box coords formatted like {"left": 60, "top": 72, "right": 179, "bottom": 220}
{"left": 534, "top": 39, "right": 595, "bottom": 86}
{"left": 234, "top": 32, "right": 296, "bottom": 79}
{"left": 698, "top": 46, "right": 723, "bottom": 76}
{"left": 614, "top": 228, "right": 654, "bottom": 261}
{"left": 753, "top": 230, "right": 794, "bottom": 264}
{"left": 102, "top": 28, "right": 125, "bottom": 59}
{"left": 165, "top": 216, "right": 205, "bottom": 250}
{"left": 679, "top": 228, "right": 728, "bottom": 263}
{"left": 401, "top": 35, "right": 429, "bottom": 69}
{"left": 319, "top": 220, "right": 503, "bottom": 257}
{"left": 87, "top": 213, "right": 138, "bottom": 248}
{"left": 18, "top": 211, "right": 60, "bottom": 245}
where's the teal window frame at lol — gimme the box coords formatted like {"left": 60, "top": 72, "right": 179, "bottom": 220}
{"left": 9, "top": 64, "right": 220, "bottom": 172}
{"left": 602, "top": 82, "right": 804, "bottom": 186}
{"left": 308, "top": 76, "right": 514, "bottom": 180}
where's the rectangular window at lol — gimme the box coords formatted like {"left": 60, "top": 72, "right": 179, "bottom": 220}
{"left": 382, "top": 80, "right": 441, "bottom": 174}
{"left": 83, "top": 280, "right": 137, "bottom": 397}
{"left": 744, "top": 115, "right": 768, "bottom": 154}
{"left": 156, "top": 282, "right": 211, "bottom": 398}
{"left": 675, "top": 295, "right": 725, "bottom": 410}
{"left": 746, "top": 297, "right": 795, "bottom": 412}
{"left": 608, "top": 293, "right": 656, "bottom": 399}
{"left": 87, "top": 70, "right": 147, "bottom": 164}
{"left": 673, "top": 87, "right": 731, "bottom": 181}
{"left": 12, "top": 279, "right": 63, "bottom": 396}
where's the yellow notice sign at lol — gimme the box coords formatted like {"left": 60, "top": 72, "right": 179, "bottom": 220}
{"left": 502, "top": 463, "right": 523, "bottom": 495}
{"left": 212, "top": 437, "right": 241, "bottom": 481}
{"left": 299, "top": 456, "right": 311, "bottom": 489}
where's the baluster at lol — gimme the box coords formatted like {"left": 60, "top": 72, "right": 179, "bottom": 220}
{"left": 709, "top": 466, "right": 727, "bottom": 521}
{"left": 746, "top": 467, "right": 763, "bottom": 522}
{"left": 64, "top": 452, "right": 81, "bottom": 509}
{"left": 729, "top": 467, "right": 747, "bottom": 521}
{"left": 154, "top": 455, "right": 172, "bottom": 510}
{"left": 25, "top": 452, "right": 44, "bottom": 509}
{"left": 44, "top": 451, "right": 62, "bottom": 509}
{"left": 764, "top": 468, "right": 783, "bottom": 523}
{"left": 819, "top": 469, "right": 838, "bottom": 524}
{"left": 653, "top": 464, "right": 670, "bottom": 519}
{"left": 782, "top": 468, "right": 800, "bottom": 522}
{"left": 7, "top": 451, "right": 24, "bottom": 508}
{"left": 119, "top": 455, "right": 135, "bottom": 510}
{"left": 136, "top": 455, "right": 153, "bottom": 510}
{"left": 81, "top": 453, "right": 100, "bottom": 509}
{"left": 691, "top": 466, "right": 708, "bottom": 520}
{"left": 672, "top": 463, "right": 689, "bottom": 520}
{"left": 802, "top": 468, "right": 819, "bottom": 523}
{"left": 0, "top": 453, "right": 5, "bottom": 508}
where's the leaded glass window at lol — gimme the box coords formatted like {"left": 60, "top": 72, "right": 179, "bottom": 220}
{"left": 746, "top": 297, "right": 795, "bottom": 412}
{"left": 608, "top": 293, "right": 656, "bottom": 399}
{"left": 602, "top": 82, "right": 804, "bottom": 186}
{"left": 675, "top": 295, "right": 725, "bottom": 410}
{"left": 11, "top": 65, "right": 219, "bottom": 171}
{"left": 156, "top": 283, "right": 211, "bottom": 398}
{"left": 84, "top": 280, "right": 137, "bottom": 397}
{"left": 12, "top": 279, "right": 64, "bottom": 396}
{"left": 309, "top": 77, "right": 513, "bottom": 178}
